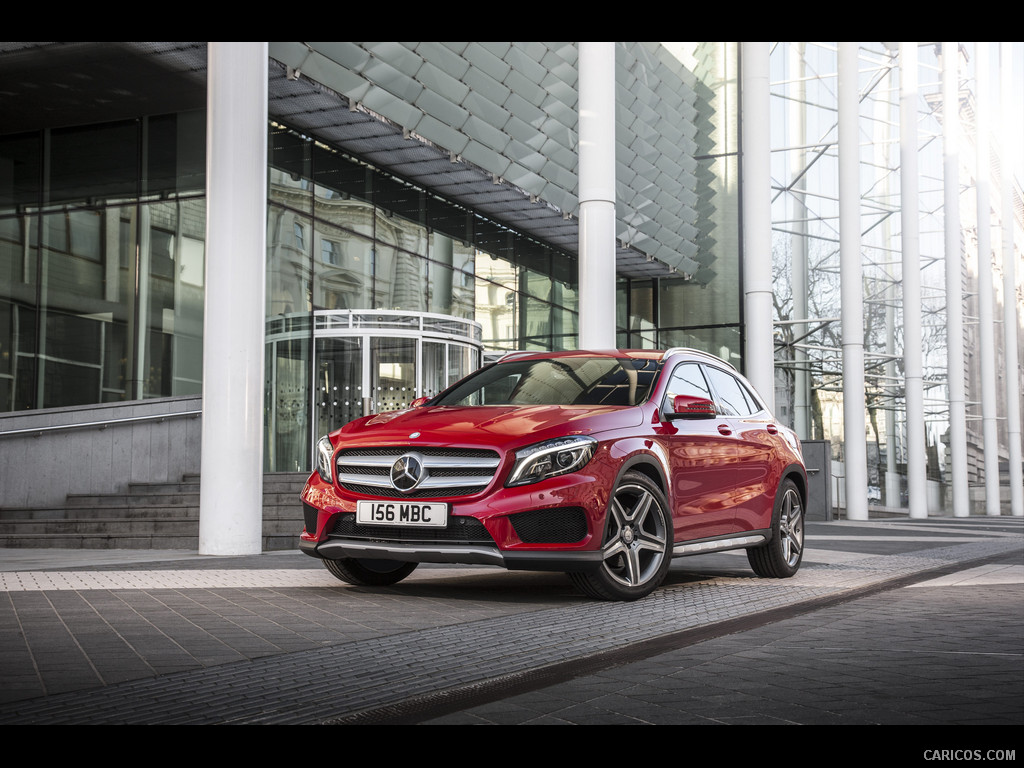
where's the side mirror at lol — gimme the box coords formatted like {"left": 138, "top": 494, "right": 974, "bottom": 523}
{"left": 409, "top": 396, "right": 430, "bottom": 408}
{"left": 666, "top": 395, "right": 716, "bottom": 420}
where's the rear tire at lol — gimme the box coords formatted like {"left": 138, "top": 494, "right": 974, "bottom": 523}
{"left": 323, "top": 558, "right": 417, "bottom": 586}
{"left": 569, "top": 471, "right": 671, "bottom": 601}
{"left": 747, "top": 478, "right": 804, "bottom": 578}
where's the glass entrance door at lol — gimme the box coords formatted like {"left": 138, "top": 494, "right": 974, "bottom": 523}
{"left": 315, "top": 337, "right": 363, "bottom": 440}
{"left": 268, "top": 310, "right": 482, "bottom": 472}
{"left": 370, "top": 337, "right": 417, "bottom": 413}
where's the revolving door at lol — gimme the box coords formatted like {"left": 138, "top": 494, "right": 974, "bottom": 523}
{"left": 265, "top": 310, "right": 483, "bottom": 472}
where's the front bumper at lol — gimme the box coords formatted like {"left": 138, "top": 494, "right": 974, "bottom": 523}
{"left": 299, "top": 535, "right": 604, "bottom": 572}
{"left": 299, "top": 461, "right": 612, "bottom": 572}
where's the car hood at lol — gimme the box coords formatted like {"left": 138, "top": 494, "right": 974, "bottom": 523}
{"left": 333, "top": 404, "right": 643, "bottom": 452}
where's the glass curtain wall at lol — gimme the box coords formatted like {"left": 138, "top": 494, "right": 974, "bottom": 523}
{"left": 0, "top": 112, "right": 206, "bottom": 414}
{"left": 265, "top": 123, "right": 580, "bottom": 471}
{"left": 616, "top": 43, "right": 743, "bottom": 367}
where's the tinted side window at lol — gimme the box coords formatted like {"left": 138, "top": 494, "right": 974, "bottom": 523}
{"left": 704, "top": 366, "right": 755, "bottom": 417}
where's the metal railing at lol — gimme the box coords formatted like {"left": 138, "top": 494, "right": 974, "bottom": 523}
{"left": 0, "top": 409, "right": 202, "bottom": 438}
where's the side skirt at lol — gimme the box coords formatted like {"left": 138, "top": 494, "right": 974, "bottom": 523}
{"left": 672, "top": 529, "right": 771, "bottom": 557}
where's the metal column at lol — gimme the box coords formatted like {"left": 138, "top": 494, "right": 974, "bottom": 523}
{"left": 790, "top": 43, "right": 811, "bottom": 440}
{"left": 741, "top": 42, "right": 775, "bottom": 403}
{"left": 900, "top": 42, "right": 928, "bottom": 518}
{"left": 1000, "top": 43, "right": 1024, "bottom": 517}
{"left": 199, "top": 42, "right": 269, "bottom": 555}
{"left": 577, "top": 41, "right": 617, "bottom": 350}
{"left": 976, "top": 42, "right": 1002, "bottom": 516}
{"left": 943, "top": 42, "right": 970, "bottom": 517}
{"left": 839, "top": 42, "right": 869, "bottom": 520}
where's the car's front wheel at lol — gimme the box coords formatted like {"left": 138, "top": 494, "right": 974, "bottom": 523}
{"left": 747, "top": 478, "right": 804, "bottom": 578}
{"left": 322, "top": 558, "right": 418, "bottom": 586}
{"left": 569, "top": 471, "right": 672, "bottom": 601}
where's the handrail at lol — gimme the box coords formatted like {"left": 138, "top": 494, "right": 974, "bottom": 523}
{"left": 0, "top": 409, "right": 202, "bottom": 438}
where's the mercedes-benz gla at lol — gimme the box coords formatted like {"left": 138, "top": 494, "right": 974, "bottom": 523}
{"left": 300, "top": 348, "right": 806, "bottom": 600}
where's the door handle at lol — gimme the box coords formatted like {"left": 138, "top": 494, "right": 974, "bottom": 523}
{"left": 717, "top": 424, "right": 732, "bottom": 436}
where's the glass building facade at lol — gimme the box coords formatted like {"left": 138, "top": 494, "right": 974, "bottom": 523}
{"left": 0, "top": 42, "right": 746, "bottom": 479}
{"left": 6, "top": 42, "right": 1012, "bottom": 519}
{"left": 263, "top": 123, "right": 581, "bottom": 470}
{"left": 0, "top": 112, "right": 207, "bottom": 412}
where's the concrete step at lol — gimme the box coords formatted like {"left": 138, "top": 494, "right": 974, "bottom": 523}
{"left": 0, "top": 473, "right": 308, "bottom": 550}
{"left": 0, "top": 531, "right": 300, "bottom": 551}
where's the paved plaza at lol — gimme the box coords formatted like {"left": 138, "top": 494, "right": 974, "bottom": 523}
{"left": 0, "top": 517, "right": 1021, "bottom": 730}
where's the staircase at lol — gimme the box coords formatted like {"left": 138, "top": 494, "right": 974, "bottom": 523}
{"left": 0, "top": 473, "right": 309, "bottom": 551}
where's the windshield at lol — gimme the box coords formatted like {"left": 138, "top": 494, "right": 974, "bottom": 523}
{"left": 434, "top": 357, "right": 661, "bottom": 407}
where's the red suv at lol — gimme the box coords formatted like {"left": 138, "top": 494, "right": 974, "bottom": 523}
{"left": 300, "top": 348, "right": 806, "bottom": 600}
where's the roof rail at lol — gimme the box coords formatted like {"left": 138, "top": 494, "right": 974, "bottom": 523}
{"left": 496, "top": 350, "right": 535, "bottom": 362}
{"left": 661, "top": 347, "right": 737, "bottom": 371}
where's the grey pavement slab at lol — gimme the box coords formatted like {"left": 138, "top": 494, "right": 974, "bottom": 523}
{"left": 0, "top": 518, "right": 1020, "bottom": 726}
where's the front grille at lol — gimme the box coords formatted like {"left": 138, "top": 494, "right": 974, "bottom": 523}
{"left": 329, "top": 513, "right": 494, "bottom": 545}
{"left": 336, "top": 446, "right": 501, "bottom": 499}
{"left": 509, "top": 507, "right": 588, "bottom": 544}
{"left": 340, "top": 483, "right": 490, "bottom": 499}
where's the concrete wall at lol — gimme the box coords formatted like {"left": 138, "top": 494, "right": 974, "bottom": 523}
{"left": 0, "top": 396, "right": 202, "bottom": 508}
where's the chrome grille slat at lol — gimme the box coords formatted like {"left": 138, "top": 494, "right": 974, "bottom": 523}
{"left": 336, "top": 473, "right": 494, "bottom": 488}
{"left": 336, "top": 446, "right": 501, "bottom": 498}
{"left": 338, "top": 455, "right": 499, "bottom": 470}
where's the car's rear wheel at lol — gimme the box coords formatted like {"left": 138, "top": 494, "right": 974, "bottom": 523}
{"left": 747, "top": 478, "right": 804, "bottom": 578}
{"left": 569, "top": 471, "right": 671, "bottom": 601}
{"left": 322, "top": 558, "right": 418, "bottom": 586}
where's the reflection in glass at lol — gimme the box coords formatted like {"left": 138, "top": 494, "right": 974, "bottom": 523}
{"left": 0, "top": 113, "right": 206, "bottom": 414}
{"left": 372, "top": 336, "right": 416, "bottom": 412}
{"left": 315, "top": 337, "right": 362, "bottom": 437}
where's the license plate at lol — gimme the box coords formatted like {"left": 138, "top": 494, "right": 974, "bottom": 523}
{"left": 356, "top": 500, "right": 448, "bottom": 528}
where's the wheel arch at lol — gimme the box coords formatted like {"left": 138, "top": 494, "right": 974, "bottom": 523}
{"left": 781, "top": 463, "right": 808, "bottom": 507}
{"left": 613, "top": 453, "right": 669, "bottom": 498}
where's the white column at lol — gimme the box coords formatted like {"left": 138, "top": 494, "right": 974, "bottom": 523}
{"left": 199, "top": 42, "right": 268, "bottom": 554}
{"left": 1000, "top": 42, "right": 1024, "bottom": 517}
{"left": 943, "top": 42, "right": 970, "bottom": 517}
{"left": 839, "top": 43, "right": 869, "bottom": 521}
{"left": 741, "top": 42, "right": 775, "bottom": 402}
{"left": 976, "top": 42, "right": 1002, "bottom": 516}
{"left": 901, "top": 42, "right": 928, "bottom": 518}
{"left": 877, "top": 63, "right": 900, "bottom": 509}
{"left": 790, "top": 43, "right": 811, "bottom": 440}
{"left": 577, "top": 41, "right": 617, "bottom": 350}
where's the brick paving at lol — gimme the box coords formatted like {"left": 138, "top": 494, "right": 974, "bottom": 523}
{"left": 0, "top": 518, "right": 1020, "bottom": 725}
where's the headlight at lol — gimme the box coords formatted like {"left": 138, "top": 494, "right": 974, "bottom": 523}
{"left": 315, "top": 435, "right": 335, "bottom": 483}
{"left": 506, "top": 436, "right": 597, "bottom": 487}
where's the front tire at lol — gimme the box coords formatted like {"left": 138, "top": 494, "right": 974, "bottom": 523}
{"left": 570, "top": 471, "right": 672, "bottom": 601}
{"left": 323, "top": 558, "right": 417, "bottom": 586}
{"left": 747, "top": 478, "right": 804, "bottom": 578}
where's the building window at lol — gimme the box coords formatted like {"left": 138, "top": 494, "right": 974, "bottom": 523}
{"left": 321, "top": 238, "right": 341, "bottom": 265}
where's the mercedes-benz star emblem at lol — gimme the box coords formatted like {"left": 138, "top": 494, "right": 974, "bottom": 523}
{"left": 390, "top": 452, "right": 426, "bottom": 493}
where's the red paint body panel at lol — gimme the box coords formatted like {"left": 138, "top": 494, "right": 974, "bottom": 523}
{"left": 300, "top": 349, "right": 806, "bottom": 580}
